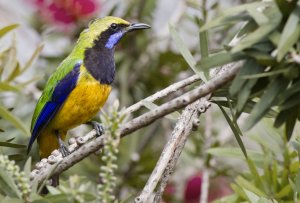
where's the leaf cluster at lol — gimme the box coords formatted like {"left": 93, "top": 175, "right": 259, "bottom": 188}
{"left": 0, "top": 24, "right": 43, "bottom": 138}
{"left": 197, "top": 0, "right": 300, "bottom": 139}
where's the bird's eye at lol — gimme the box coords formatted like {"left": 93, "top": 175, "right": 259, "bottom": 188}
{"left": 110, "top": 23, "right": 118, "bottom": 30}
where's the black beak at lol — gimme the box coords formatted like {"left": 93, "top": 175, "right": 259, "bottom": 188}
{"left": 126, "top": 23, "right": 151, "bottom": 32}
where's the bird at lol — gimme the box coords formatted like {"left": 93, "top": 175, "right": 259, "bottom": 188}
{"left": 27, "top": 16, "right": 150, "bottom": 185}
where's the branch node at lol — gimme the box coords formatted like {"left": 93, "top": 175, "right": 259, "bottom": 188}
{"left": 51, "top": 149, "right": 60, "bottom": 156}
{"left": 48, "top": 155, "right": 57, "bottom": 164}
{"left": 30, "top": 169, "right": 39, "bottom": 180}
{"left": 68, "top": 137, "right": 76, "bottom": 145}
{"left": 76, "top": 136, "right": 87, "bottom": 145}
{"left": 35, "top": 161, "right": 46, "bottom": 170}
{"left": 192, "top": 118, "right": 201, "bottom": 131}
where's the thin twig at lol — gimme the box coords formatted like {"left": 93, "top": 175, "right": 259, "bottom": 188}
{"left": 30, "top": 62, "right": 242, "bottom": 187}
{"left": 200, "top": 169, "right": 210, "bottom": 203}
{"left": 125, "top": 74, "right": 201, "bottom": 114}
{"left": 134, "top": 100, "right": 203, "bottom": 203}
{"left": 148, "top": 98, "right": 210, "bottom": 203}
{"left": 200, "top": 109, "right": 213, "bottom": 203}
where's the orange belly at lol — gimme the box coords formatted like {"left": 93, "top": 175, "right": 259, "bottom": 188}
{"left": 38, "top": 66, "right": 111, "bottom": 158}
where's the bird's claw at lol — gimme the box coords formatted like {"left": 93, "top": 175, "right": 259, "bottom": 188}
{"left": 59, "top": 143, "right": 70, "bottom": 157}
{"left": 87, "top": 121, "right": 105, "bottom": 137}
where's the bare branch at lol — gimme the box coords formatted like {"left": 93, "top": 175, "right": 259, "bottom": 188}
{"left": 121, "top": 62, "right": 242, "bottom": 136}
{"left": 134, "top": 99, "right": 209, "bottom": 203}
{"left": 124, "top": 74, "right": 201, "bottom": 114}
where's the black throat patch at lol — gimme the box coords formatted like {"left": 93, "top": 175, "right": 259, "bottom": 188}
{"left": 84, "top": 30, "right": 116, "bottom": 85}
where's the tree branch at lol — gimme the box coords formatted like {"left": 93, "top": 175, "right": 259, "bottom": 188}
{"left": 30, "top": 61, "right": 242, "bottom": 187}
{"left": 124, "top": 74, "right": 201, "bottom": 114}
{"left": 134, "top": 98, "right": 210, "bottom": 203}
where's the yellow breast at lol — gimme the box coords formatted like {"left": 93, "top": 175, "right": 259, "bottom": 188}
{"left": 49, "top": 66, "right": 111, "bottom": 130}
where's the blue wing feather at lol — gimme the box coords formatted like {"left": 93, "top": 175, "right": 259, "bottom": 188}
{"left": 27, "top": 62, "right": 81, "bottom": 153}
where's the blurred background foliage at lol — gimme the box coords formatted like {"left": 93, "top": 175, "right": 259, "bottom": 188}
{"left": 0, "top": 0, "right": 300, "bottom": 202}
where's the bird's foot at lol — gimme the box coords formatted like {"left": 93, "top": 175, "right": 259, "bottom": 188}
{"left": 58, "top": 140, "right": 70, "bottom": 157}
{"left": 87, "top": 121, "right": 105, "bottom": 137}
{"left": 55, "top": 130, "right": 70, "bottom": 157}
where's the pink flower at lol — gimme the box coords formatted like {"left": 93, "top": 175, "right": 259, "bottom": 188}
{"left": 30, "top": 0, "right": 100, "bottom": 25}
{"left": 184, "top": 174, "right": 202, "bottom": 203}
{"left": 184, "top": 173, "right": 233, "bottom": 203}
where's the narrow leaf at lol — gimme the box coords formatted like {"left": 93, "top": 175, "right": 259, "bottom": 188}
{"left": 197, "top": 52, "right": 244, "bottom": 70}
{"left": 20, "top": 43, "right": 44, "bottom": 75}
{"left": 0, "top": 142, "right": 26, "bottom": 148}
{"left": 0, "top": 24, "right": 19, "bottom": 38}
{"left": 218, "top": 105, "right": 247, "bottom": 158}
{"left": 0, "top": 82, "right": 20, "bottom": 92}
{"left": 236, "top": 176, "right": 266, "bottom": 196}
{"left": 0, "top": 105, "right": 30, "bottom": 136}
{"left": 277, "top": 4, "right": 300, "bottom": 60}
{"left": 24, "top": 157, "right": 31, "bottom": 178}
{"left": 169, "top": 25, "right": 207, "bottom": 82}
{"left": 245, "top": 77, "right": 289, "bottom": 130}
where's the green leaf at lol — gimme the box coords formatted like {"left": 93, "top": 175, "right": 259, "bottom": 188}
{"left": 280, "top": 94, "right": 300, "bottom": 111}
{"left": 24, "top": 157, "right": 31, "bottom": 179}
{"left": 0, "top": 24, "right": 19, "bottom": 38}
{"left": 20, "top": 43, "right": 44, "bottom": 75}
{"left": 222, "top": 2, "right": 263, "bottom": 16}
{"left": 207, "top": 147, "right": 263, "bottom": 163}
{"left": 237, "top": 78, "right": 258, "bottom": 112}
{"left": 8, "top": 154, "right": 26, "bottom": 161}
{"left": 0, "top": 105, "right": 30, "bottom": 136}
{"left": 169, "top": 24, "right": 207, "bottom": 82}
{"left": 44, "top": 194, "right": 69, "bottom": 202}
{"left": 236, "top": 176, "right": 266, "bottom": 196}
{"left": 274, "top": 108, "right": 292, "bottom": 128}
{"left": 246, "top": 6, "right": 269, "bottom": 25}
{"left": 218, "top": 105, "right": 248, "bottom": 158}
{"left": 295, "top": 171, "right": 300, "bottom": 194}
{"left": 245, "top": 77, "right": 289, "bottom": 130}
{"left": 230, "top": 60, "right": 257, "bottom": 96}
{"left": 199, "top": 30, "right": 209, "bottom": 58}
{"left": 213, "top": 100, "right": 277, "bottom": 118}
{"left": 284, "top": 109, "right": 298, "bottom": 140}
{"left": 200, "top": 1, "right": 262, "bottom": 31}
{"left": 200, "top": 14, "right": 250, "bottom": 32}
{"left": 277, "top": 4, "right": 300, "bottom": 61}
{"left": 46, "top": 186, "right": 61, "bottom": 195}
{"left": 246, "top": 158, "right": 264, "bottom": 190}
{"left": 197, "top": 52, "right": 244, "bottom": 70}
{"left": 243, "top": 189, "right": 259, "bottom": 203}
{"left": 279, "top": 80, "right": 300, "bottom": 102}
{"left": 17, "top": 75, "right": 44, "bottom": 87}
{"left": 275, "top": 184, "right": 292, "bottom": 198}
{"left": 242, "top": 69, "right": 288, "bottom": 79}
{"left": 0, "top": 82, "right": 20, "bottom": 92}
{"left": 234, "top": 60, "right": 263, "bottom": 112}
{"left": 249, "top": 134, "right": 281, "bottom": 154}
{"left": 231, "top": 4, "right": 282, "bottom": 53}
{"left": 236, "top": 20, "right": 257, "bottom": 39}
{"left": 0, "top": 141, "right": 26, "bottom": 148}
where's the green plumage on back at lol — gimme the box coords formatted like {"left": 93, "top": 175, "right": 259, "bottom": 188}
{"left": 30, "top": 58, "right": 80, "bottom": 131}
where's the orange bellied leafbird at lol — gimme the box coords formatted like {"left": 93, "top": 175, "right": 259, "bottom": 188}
{"left": 27, "top": 17, "right": 150, "bottom": 175}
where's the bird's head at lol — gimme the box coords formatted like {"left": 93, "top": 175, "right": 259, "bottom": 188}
{"left": 76, "top": 16, "right": 150, "bottom": 51}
